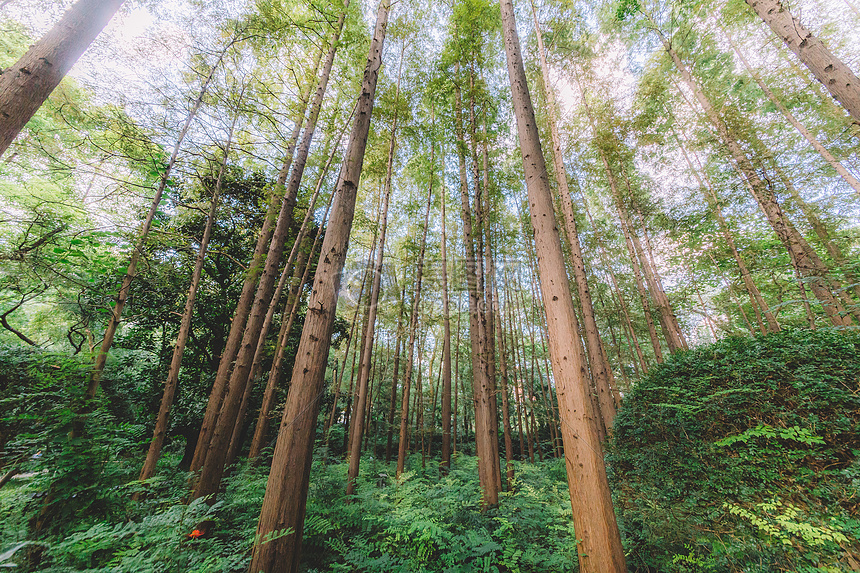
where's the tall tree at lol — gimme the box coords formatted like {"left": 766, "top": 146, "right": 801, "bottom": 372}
{"left": 0, "top": 0, "right": 125, "bottom": 157}
{"left": 192, "top": 1, "right": 350, "bottom": 501}
{"left": 346, "top": 46, "right": 403, "bottom": 496}
{"left": 530, "top": 3, "right": 619, "bottom": 431}
{"left": 82, "top": 42, "right": 228, "bottom": 429}
{"left": 249, "top": 2, "right": 390, "bottom": 570}
{"left": 499, "top": 0, "right": 626, "bottom": 570}
{"left": 136, "top": 101, "right": 238, "bottom": 486}
{"left": 743, "top": 0, "right": 860, "bottom": 124}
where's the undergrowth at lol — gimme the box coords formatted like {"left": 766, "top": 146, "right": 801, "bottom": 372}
{"left": 608, "top": 328, "right": 860, "bottom": 572}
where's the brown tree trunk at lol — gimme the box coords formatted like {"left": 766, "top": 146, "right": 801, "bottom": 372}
{"left": 84, "top": 42, "right": 223, "bottom": 410}
{"left": 500, "top": 1, "right": 627, "bottom": 570}
{"left": 324, "top": 259, "right": 370, "bottom": 446}
{"left": 529, "top": 0, "right": 619, "bottom": 434}
{"left": 0, "top": 0, "right": 124, "bottom": 157}
{"left": 386, "top": 285, "right": 406, "bottom": 463}
{"left": 770, "top": 160, "right": 860, "bottom": 309}
{"left": 505, "top": 280, "right": 532, "bottom": 462}
{"left": 744, "top": 0, "right": 860, "bottom": 124}
{"left": 189, "top": 46, "right": 324, "bottom": 473}
{"left": 192, "top": 4, "right": 349, "bottom": 501}
{"left": 346, "top": 53, "right": 402, "bottom": 494}
{"left": 137, "top": 105, "right": 235, "bottom": 486}
{"left": 452, "top": 65, "right": 500, "bottom": 506}
{"left": 664, "top": 35, "right": 852, "bottom": 328}
{"left": 635, "top": 208, "right": 688, "bottom": 351}
{"left": 247, "top": 133, "right": 345, "bottom": 460}
{"left": 396, "top": 144, "right": 434, "bottom": 478}
{"left": 248, "top": 2, "right": 389, "bottom": 570}
{"left": 439, "top": 179, "right": 454, "bottom": 473}
{"left": 492, "top": 276, "right": 514, "bottom": 486}
{"left": 582, "top": 198, "right": 650, "bottom": 373}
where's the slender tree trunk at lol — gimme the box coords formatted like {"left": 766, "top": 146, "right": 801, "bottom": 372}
{"left": 770, "top": 159, "right": 860, "bottom": 308}
{"left": 669, "top": 122, "right": 779, "bottom": 334}
{"left": 529, "top": 0, "right": 618, "bottom": 433}
{"left": 249, "top": 3, "right": 389, "bottom": 570}
{"left": 722, "top": 26, "right": 860, "bottom": 198}
{"left": 325, "top": 263, "right": 369, "bottom": 445}
{"left": 635, "top": 208, "right": 688, "bottom": 351}
{"left": 744, "top": 0, "right": 860, "bottom": 123}
{"left": 396, "top": 142, "right": 434, "bottom": 478}
{"left": 346, "top": 52, "right": 402, "bottom": 495}
{"left": 248, "top": 130, "right": 345, "bottom": 460}
{"left": 500, "top": 1, "right": 627, "bottom": 569}
{"left": 452, "top": 65, "right": 499, "bottom": 506}
{"left": 0, "top": 0, "right": 125, "bottom": 157}
{"left": 439, "top": 179, "right": 454, "bottom": 473}
{"left": 663, "top": 34, "right": 851, "bottom": 328}
{"left": 84, "top": 41, "right": 223, "bottom": 419}
{"left": 581, "top": 198, "right": 650, "bottom": 373}
{"left": 189, "top": 46, "right": 323, "bottom": 473}
{"left": 137, "top": 108, "right": 236, "bottom": 485}
{"left": 386, "top": 285, "right": 406, "bottom": 463}
{"left": 193, "top": 5, "right": 349, "bottom": 501}
{"left": 505, "top": 280, "right": 532, "bottom": 462}
{"left": 453, "top": 296, "right": 461, "bottom": 457}
{"left": 492, "top": 274, "right": 514, "bottom": 486}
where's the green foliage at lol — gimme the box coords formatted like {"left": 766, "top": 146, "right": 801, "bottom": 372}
{"left": 609, "top": 329, "right": 860, "bottom": 572}
{"left": 301, "top": 454, "right": 577, "bottom": 572}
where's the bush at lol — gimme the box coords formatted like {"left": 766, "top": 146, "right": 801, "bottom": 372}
{"left": 608, "top": 329, "right": 860, "bottom": 572}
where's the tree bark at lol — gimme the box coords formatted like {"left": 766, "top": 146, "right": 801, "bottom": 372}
{"left": 0, "top": 0, "right": 125, "bottom": 157}
{"left": 500, "top": 0, "right": 627, "bottom": 570}
{"left": 137, "top": 106, "right": 235, "bottom": 486}
{"left": 744, "top": 0, "right": 860, "bottom": 124}
{"left": 396, "top": 140, "right": 434, "bottom": 478}
{"left": 249, "top": 2, "right": 389, "bottom": 570}
{"left": 189, "top": 45, "right": 323, "bottom": 473}
{"left": 385, "top": 285, "right": 406, "bottom": 463}
{"left": 663, "top": 34, "right": 852, "bottom": 328}
{"left": 530, "top": 8, "right": 619, "bottom": 430}
{"left": 192, "top": 3, "right": 348, "bottom": 501}
{"left": 346, "top": 51, "right": 402, "bottom": 495}
{"left": 439, "top": 174, "right": 453, "bottom": 474}
{"left": 452, "top": 64, "right": 500, "bottom": 506}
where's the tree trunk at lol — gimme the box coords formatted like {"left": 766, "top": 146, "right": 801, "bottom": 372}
{"left": 247, "top": 131, "right": 345, "bottom": 460}
{"left": 249, "top": 2, "right": 389, "bottom": 570}
{"left": 346, "top": 52, "right": 402, "bottom": 495}
{"left": 396, "top": 142, "right": 434, "bottom": 478}
{"left": 0, "top": 0, "right": 125, "bottom": 157}
{"left": 192, "top": 3, "right": 348, "bottom": 501}
{"left": 669, "top": 122, "right": 779, "bottom": 334}
{"left": 439, "top": 177, "right": 453, "bottom": 474}
{"left": 80, "top": 43, "right": 224, "bottom": 435}
{"left": 189, "top": 45, "right": 323, "bottom": 473}
{"left": 137, "top": 104, "right": 235, "bottom": 486}
{"left": 386, "top": 285, "right": 406, "bottom": 463}
{"left": 500, "top": 0, "right": 627, "bottom": 570}
{"left": 452, "top": 64, "right": 500, "bottom": 506}
{"left": 581, "top": 198, "right": 650, "bottom": 373}
{"left": 530, "top": 9, "right": 619, "bottom": 430}
{"left": 664, "top": 35, "right": 852, "bottom": 328}
{"left": 744, "top": 0, "right": 860, "bottom": 124}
